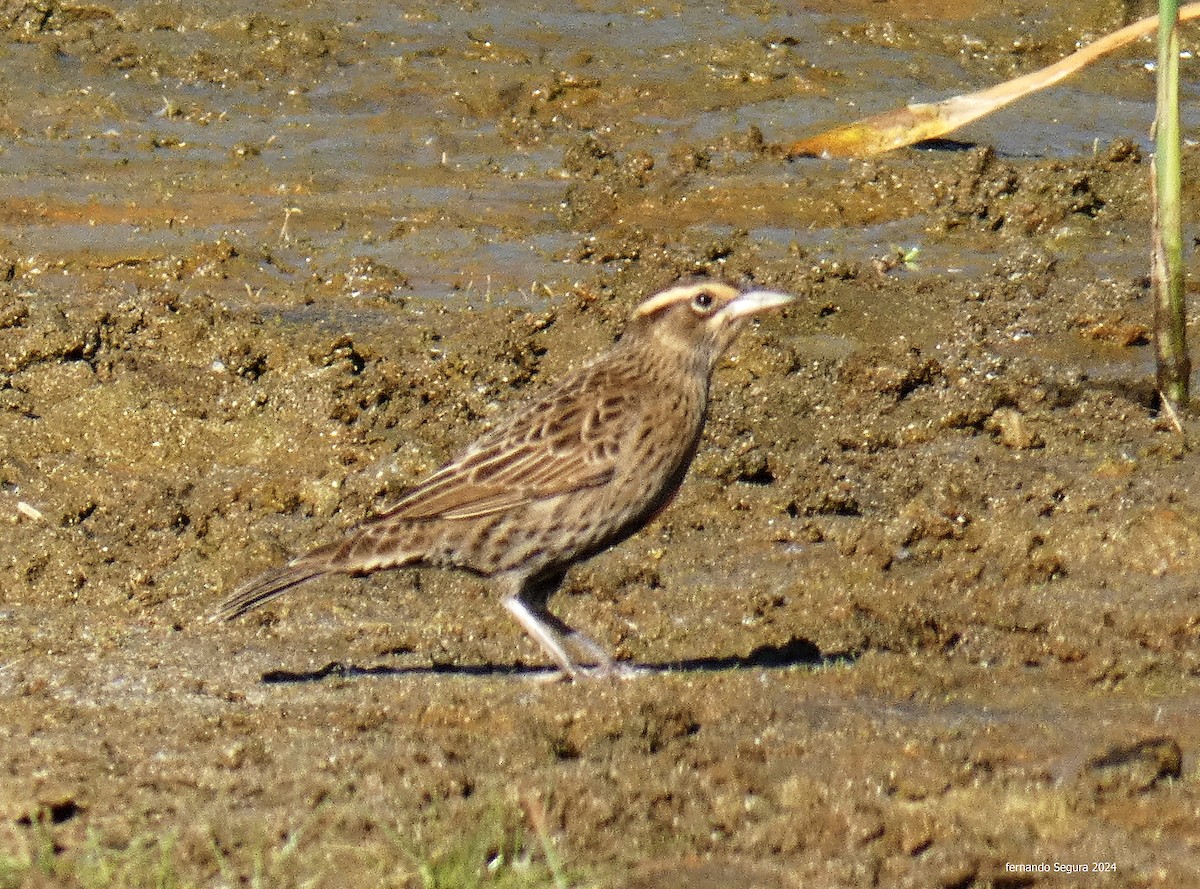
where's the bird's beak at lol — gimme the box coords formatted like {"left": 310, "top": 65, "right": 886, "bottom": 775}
{"left": 721, "top": 290, "right": 794, "bottom": 320}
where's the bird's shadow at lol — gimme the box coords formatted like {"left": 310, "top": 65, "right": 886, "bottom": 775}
{"left": 259, "top": 636, "right": 856, "bottom": 684}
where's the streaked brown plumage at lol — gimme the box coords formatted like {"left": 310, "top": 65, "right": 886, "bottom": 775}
{"left": 217, "top": 281, "right": 793, "bottom": 678}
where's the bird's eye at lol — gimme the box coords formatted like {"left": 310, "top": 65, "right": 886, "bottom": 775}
{"left": 691, "top": 291, "right": 715, "bottom": 313}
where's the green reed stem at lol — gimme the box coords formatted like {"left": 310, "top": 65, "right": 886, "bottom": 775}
{"left": 1153, "top": 0, "right": 1189, "bottom": 412}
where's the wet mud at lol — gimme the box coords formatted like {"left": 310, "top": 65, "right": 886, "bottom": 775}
{"left": 1, "top": 0, "right": 1199, "bottom": 886}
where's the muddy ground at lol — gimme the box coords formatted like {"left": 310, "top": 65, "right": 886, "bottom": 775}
{"left": 1, "top": 0, "right": 1199, "bottom": 886}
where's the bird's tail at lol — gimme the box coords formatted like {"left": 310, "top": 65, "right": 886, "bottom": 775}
{"left": 214, "top": 546, "right": 336, "bottom": 621}
{"left": 215, "top": 528, "right": 425, "bottom": 621}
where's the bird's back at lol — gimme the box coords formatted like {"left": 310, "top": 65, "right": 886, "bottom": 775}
{"left": 337, "top": 333, "right": 708, "bottom": 581}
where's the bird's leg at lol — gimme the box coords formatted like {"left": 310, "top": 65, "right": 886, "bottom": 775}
{"left": 500, "top": 570, "right": 630, "bottom": 681}
{"left": 527, "top": 605, "right": 618, "bottom": 672}
{"left": 502, "top": 596, "right": 583, "bottom": 680}
{"left": 503, "top": 599, "right": 640, "bottom": 681}
{"left": 550, "top": 613, "right": 648, "bottom": 680}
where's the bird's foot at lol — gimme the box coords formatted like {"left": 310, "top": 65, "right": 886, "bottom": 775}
{"left": 532, "top": 660, "right": 646, "bottom": 683}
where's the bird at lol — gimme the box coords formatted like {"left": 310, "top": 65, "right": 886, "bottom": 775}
{"left": 216, "top": 281, "right": 794, "bottom": 679}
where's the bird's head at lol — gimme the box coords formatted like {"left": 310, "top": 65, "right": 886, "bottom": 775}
{"left": 626, "top": 281, "right": 793, "bottom": 373}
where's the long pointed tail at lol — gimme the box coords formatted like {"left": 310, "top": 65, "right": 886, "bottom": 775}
{"left": 215, "top": 526, "right": 424, "bottom": 621}
{"left": 214, "top": 549, "right": 335, "bottom": 621}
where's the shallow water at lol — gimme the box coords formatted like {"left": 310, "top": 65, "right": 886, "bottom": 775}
{"left": 2, "top": 0, "right": 1183, "bottom": 307}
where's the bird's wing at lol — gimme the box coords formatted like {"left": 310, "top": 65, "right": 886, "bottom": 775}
{"left": 369, "top": 372, "right": 636, "bottom": 523}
